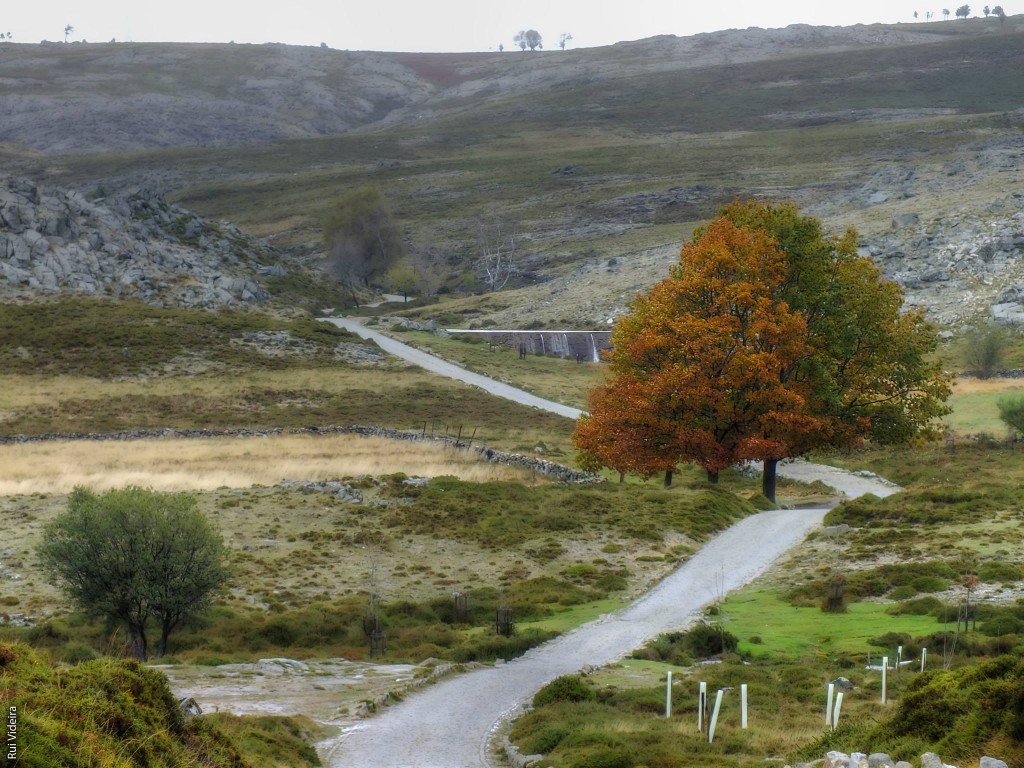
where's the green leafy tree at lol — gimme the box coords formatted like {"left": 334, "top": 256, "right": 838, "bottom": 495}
{"left": 943, "top": 7, "right": 952, "bottom": 18}
{"left": 964, "top": 325, "right": 1007, "bottom": 378}
{"left": 956, "top": 4, "right": 972, "bottom": 17}
{"left": 324, "top": 187, "right": 404, "bottom": 301}
{"left": 993, "top": 5, "right": 1006, "bottom": 20}
{"left": 983, "top": 5, "right": 991, "bottom": 15}
{"left": 38, "top": 487, "right": 228, "bottom": 660}
{"left": 998, "top": 395, "right": 1024, "bottom": 435}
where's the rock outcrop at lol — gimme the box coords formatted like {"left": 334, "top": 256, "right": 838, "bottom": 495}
{"left": 862, "top": 192, "right": 1024, "bottom": 326}
{"left": 0, "top": 176, "right": 277, "bottom": 307}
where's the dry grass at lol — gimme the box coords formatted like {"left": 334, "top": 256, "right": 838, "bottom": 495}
{"left": 0, "top": 434, "right": 533, "bottom": 496}
{"left": 951, "top": 376, "right": 1024, "bottom": 395}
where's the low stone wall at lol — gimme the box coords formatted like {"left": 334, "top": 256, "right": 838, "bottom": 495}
{"left": 0, "top": 424, "right": 602, "bottom": 484}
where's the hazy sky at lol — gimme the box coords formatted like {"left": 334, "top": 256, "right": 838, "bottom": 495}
{"left": 8, "top": 1, "right": 944, "bottom": 51}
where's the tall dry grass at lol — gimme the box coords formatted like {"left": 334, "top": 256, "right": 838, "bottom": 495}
{"left": 0, "top": 434, "right": 533, "bottom": 495}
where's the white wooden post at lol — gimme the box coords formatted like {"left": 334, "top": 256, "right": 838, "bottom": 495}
{"left": 708, "top": 689, "right": 724, "bottom": 744}
{"left": 825, "top": 682, "right": 835, "bottom": 726}
{"left": 897, "top": 645, "right": 903, "bottom": 669}
{"left": 881, "top": 656, "right": 888, "bottom": 704}
{"left": 921, "top": 647, "right": 927, "bottom": 672}
{"left": 665, "top": 670, "right": 672, "bottom": 718}
{"left": 741, "top": 683, "right": 748, "bottom": 729}
{"left": 832, "top": 691, "right": 844, "bottom": 730}
{"left": 698, "top": 681, "right": 707, "bottom": 732}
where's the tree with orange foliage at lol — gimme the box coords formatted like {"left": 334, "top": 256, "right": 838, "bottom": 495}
{"left": 716, "top": 200, "right": 951, "bottom": 499}
{"left": 575, "top": 217, "right": 828, "bottom": 487}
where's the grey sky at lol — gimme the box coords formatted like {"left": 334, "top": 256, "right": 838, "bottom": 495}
{"left": 7, "top": 1, "right": 950, "bottom": 51}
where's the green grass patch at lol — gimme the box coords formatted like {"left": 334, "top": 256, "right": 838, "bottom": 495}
{"left": 721, "top": 588, "right": 941, "bottom": 658}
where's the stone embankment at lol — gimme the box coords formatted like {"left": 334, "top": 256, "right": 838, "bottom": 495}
{"left": 794, "top": 751, "right": 1008, "bottom": 768}
{"left": 0, "top": 176, "right": 278, "bottom": 307}
{"left": 0, "top": 424, "right": 601, "bottom": 484}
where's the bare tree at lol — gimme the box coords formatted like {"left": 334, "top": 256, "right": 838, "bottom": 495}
{"left": 64, "top": 23, "right": 74, "bottom": 42}
{"left": 477, "top": 221, "right": 518, "bottom": 291}
{"left": 559, "top": 32, "right": 573, "bottom": 50}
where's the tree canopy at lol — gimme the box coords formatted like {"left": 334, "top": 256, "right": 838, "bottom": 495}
{"left": 38, "top": 487, "right": 228, "bottom": 659}
{"left": 323, "top": 186, "right": 403, "bottom": 298}
{"left": 575, "top": 202, "right": 951, "bottom": 499}
{"left": 514, "top": 29, "right": 543, "bottom": 50}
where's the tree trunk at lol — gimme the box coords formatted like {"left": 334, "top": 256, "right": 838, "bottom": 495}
{"left": 663, "top": 468, "right": 673, "bottom": 487}
{"left": 707, "top": 469, "right": 719, "bottom": 484}
{"left": 618, "top": 472, "right": 625, "bottom": 484}
{"left": 129, "top": 624, "right": 148, "bottom": 661}
{"left": 156, "top": 620, "right": 174, "bottom": 659}
{"left": 762, "top": 459, "right": 778, "bottom": 503}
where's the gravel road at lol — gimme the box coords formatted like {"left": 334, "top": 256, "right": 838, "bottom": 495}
{"left": 321, "top": 317, "right": 583, "bottom": 419}
{"left": 316, "top": 315, "right": 897, "bottom": 767}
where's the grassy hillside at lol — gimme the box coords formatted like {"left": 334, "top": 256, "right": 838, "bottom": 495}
{"left": 0, "top": 642, "right": 325, "bottom": 767}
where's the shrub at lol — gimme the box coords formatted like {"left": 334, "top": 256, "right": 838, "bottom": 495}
{"left": 533, "top": 675, "right": 596, "bottom": 707}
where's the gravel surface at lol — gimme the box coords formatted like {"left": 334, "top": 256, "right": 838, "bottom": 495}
{"left": 313, "top": 316, "right": 897, "bottom": 767}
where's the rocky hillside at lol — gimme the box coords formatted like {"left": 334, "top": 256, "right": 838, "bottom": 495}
{"left": 0, "top": 176, "right": 278, "bottom": 307}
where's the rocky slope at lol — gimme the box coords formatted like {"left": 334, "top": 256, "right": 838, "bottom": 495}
{"left": 0, "top": 176, "right": 277, "bottom": 307}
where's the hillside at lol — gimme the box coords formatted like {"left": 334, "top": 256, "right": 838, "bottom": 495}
{"left": 2, "top": 18, "right": 1024, "bottom": 324}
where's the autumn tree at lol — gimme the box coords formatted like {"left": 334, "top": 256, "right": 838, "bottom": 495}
{"left": 324, "top": 186, "right": 403, "bottom": 302}
{"left": 578, "top": 202, "right": 951, "bottom": 501}
{"left": 575, "top": 218, "right": 824, "bottom": 487}
{"left": 716, "top": 200, "right": 951, "bottom": 499}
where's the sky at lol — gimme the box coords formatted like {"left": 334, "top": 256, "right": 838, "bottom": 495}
{"left": 6, "top": 1, "right": 946, "bottom": 52}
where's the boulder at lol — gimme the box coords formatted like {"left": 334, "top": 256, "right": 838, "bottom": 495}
{"left": 979, "top": 759, "right": 1008, "bottom": 768}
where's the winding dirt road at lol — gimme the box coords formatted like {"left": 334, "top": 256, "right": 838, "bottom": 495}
{"left": 317, "top": 316, "right": 898, "bottom": 767}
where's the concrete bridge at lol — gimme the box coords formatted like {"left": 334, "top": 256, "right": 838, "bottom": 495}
{"left": 445, "top": 329, "right": 612, "bottom": 362}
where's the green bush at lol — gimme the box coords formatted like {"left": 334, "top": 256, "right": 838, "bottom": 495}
{"left": 533, "top": 675, "right": 596, "bottom": 707}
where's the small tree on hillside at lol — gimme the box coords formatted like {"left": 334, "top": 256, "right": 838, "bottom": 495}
{"left": 993, "top": 5, "right": 1007, "bottom": 20}
{"left": 983, "top": 5, "right": 991, "bottom": 15}
{"left": 559, "top": 33, "right": 573, "bottom": 50}
{"left": 63, "top": 23, "right": 74, "bottom": 42}
{"left": 477, "top": 220, "right": 518, "bottom": 291}
{"left": 965, "top": 325, "right": 1007, "bottom": 378}
{"left": 998, "top": 394, "right": 1024, "bottom": 436}
{"left": 38, "top": 487, "right": 228, "bottom": 660}
{"left": 956, "top": 4, "right": 972, "bottom": 17}
{"left": 324, "top": 186, "right": 404, "bottom": 302}
{"left": 943, "top": 7, "right": 952, "bottom": 18}
{"left": 514, "top": 29, "right": 542, "bottom": 51}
